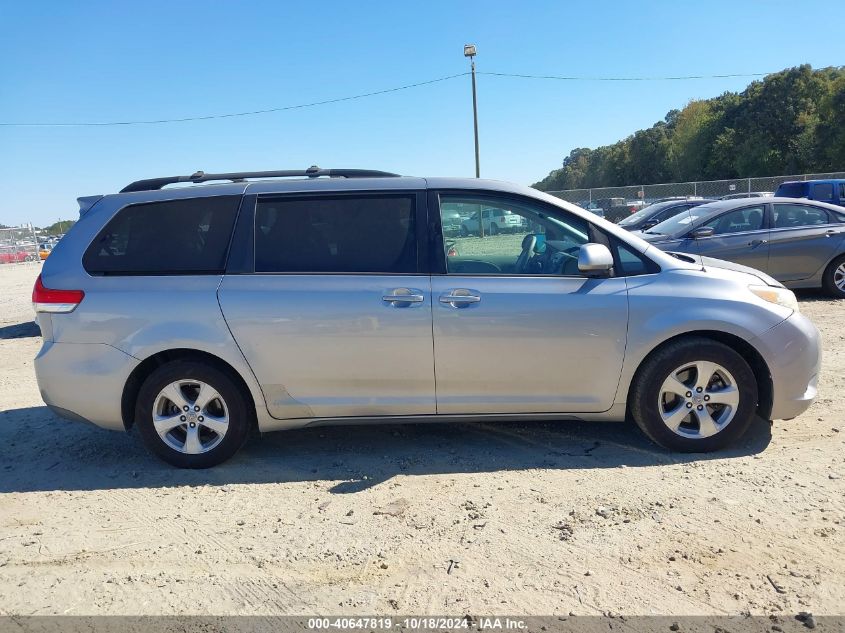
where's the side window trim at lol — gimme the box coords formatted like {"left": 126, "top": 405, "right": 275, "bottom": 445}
{"left": 225, "top": 194, "right": 256, "bottom": 274}
{"left": 248, "top": 190, "right": 426, "bottom": 276}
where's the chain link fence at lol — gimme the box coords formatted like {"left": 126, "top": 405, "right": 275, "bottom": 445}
{"left": 0, "top": 225, "right": 41, "bottom": 265}
{"left": 545, "top": 171, "right": 845, "bottom": 210}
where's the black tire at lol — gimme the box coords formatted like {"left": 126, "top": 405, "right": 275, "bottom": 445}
{"left": 822, "top": 254, "right": 845, "bottom": 298}
{"left": 460, "top": 225, "right": 469, "bottom": 237}
{"left": 629, "top": 337, "right": 758, "bottom": 453}
{"left": 490, "top": 223, "right": 499, "bottom": 235}
{"left": 135, "top": 360, "right": 252, "bottom": 468}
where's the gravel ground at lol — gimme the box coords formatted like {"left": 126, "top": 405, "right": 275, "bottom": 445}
{"left": 0, "top": 262, "right": 843, "bottom": 616}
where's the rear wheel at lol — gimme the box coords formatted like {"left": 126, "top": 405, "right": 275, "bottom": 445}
{"left": 822, "top": 254, "right": 845, "bottom": 298}
{"left": 630, "top": 338, "right": 757, "bottom": 452}
{"left": 489, "top": 223, "right": 499, "bottom": 235}
{"left": 135, "top": 360, "right": 252, "bottom": 468}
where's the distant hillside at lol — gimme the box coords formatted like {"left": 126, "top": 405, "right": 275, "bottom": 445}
{"left": 533, "top": 65, "right": 845, "bottom": 191}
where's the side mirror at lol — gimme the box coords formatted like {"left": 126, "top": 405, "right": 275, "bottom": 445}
{"left": 578, "top": 243, "right": 614, "bottom": 276}
{"left": 690, "top": 226, "right": 714, "bottom": 239}
{"left": 642, "top": 220, "right": 659, "bottom": 230}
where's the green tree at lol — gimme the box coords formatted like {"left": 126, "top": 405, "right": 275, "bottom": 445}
{"left": 533, "top": 65, "right": 845, "bottom": 191}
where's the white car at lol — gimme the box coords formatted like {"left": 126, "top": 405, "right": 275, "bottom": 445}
{"left": 460, "top": 207, "right": 527, "bottom": 235}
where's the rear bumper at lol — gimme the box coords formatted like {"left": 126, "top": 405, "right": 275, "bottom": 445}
{"left": 34, "top": 341, "right": 138, "bottom": 431}
{"left": 753, "top": 312, "right": 821, "bottom": 420}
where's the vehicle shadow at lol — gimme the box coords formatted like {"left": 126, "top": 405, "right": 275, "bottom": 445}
{"left": 795, "top": 288, "right": 841, "bottom": 303}
{"left": 0, "top": 321, "right": 40, "bottom": 340}
{"left": 0, "top": 405, "right": 772, "bottom": 495}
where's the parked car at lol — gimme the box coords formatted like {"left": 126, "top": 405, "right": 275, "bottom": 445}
{"left": 0, "top": 246, "right": 34, "bottom": 264}
{"left": 440, "top": 209, "right": 464, "bottom": 236}
{"left": 38, "top": 242, "right": 53, "bottom": 260}
{"left": 618, "top": 199, "right": 710, "bottom": 232}
{"left": 636, "top": 197, "right": 845, "bottom": 296}
{"left": 593, "top": 198, "right": 630, "bottom": 223}
{"left": 719, "top": 192, "right": 774, "bottom": 200}
{"left": 775, "top": 180, "right": 845, "bottom": 207}
{"left": 460, "top": 207, "right": 527, "bottom": 235}
{"left": 34, "top": 168, "right": 819, "bottom": 468}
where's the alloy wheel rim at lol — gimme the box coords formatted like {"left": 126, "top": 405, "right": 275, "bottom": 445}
{"left": 658, "top": 361, "right": 739, "bottom": 439}
{"left": 153, "top": 380, "right": 229, "bottom": 454}
{"left": 834, "top": 263, "right": 845, "bottom": 291}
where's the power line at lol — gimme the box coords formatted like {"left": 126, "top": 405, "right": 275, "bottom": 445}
{"left": 478, "top": 71, "right": 769, "bottom": 81}
{"left": 0, "top": 69, "right": 773, "bottom": 127}
{"left": 0, "top": 72, "right": 470, "bottom": 127}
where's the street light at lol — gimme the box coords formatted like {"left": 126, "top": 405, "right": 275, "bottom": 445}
{"left": 464, "top": 44, "right": 480, "bottom": 179}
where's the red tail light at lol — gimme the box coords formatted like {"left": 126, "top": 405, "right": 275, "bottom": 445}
{"left": 32, "top": 274, "right": 84, "bottom": 313}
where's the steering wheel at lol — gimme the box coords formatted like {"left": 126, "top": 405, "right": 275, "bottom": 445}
{"left": 515, "top": 234, "right": 538, "bottom": 273}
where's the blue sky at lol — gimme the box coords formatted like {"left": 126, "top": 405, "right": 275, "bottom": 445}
{"left": 0, "top": 0, "right": 841, "bottom": 226}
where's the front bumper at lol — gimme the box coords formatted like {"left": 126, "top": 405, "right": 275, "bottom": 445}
{"left": 34, "top": 341, "right": 139, "bottom": 431}
{"left": 752, "top": 312, "right": 821, "bottom": 420}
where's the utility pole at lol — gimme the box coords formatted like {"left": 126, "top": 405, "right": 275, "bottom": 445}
{"left": 464, "top": 44, "right": 483, "bottom": 238}
{"left": 464, "top": 44, "right": 480, "bottom": 179}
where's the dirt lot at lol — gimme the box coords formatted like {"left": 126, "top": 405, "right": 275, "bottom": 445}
{"left": 0, "top": 262, "right": 843, "bottom": 616}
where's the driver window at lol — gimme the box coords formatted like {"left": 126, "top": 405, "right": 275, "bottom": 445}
{"left": 439, "top": 194, "right": 590, "bottom": 276}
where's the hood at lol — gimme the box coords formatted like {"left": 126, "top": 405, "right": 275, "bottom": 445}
{"left": 664, "top": 251, "right": 783, "bottom": 288}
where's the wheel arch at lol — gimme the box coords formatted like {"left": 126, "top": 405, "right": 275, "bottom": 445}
{"left": 121, "top": 348, "right": 258, "bottom": 431}
{"left": 626, "top": 330, "right": 774, "bottom": 420}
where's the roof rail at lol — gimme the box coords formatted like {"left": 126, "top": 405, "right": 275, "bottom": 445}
{"left": 119, "top": 166, "right": 401, "bottom": 193}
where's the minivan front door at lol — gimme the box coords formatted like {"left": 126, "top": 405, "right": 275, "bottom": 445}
{"left": 218, "top": 192, "right": 435, "bottom": 420}
{"left": 430, "top": 192, "right": 629, "bottom": 415}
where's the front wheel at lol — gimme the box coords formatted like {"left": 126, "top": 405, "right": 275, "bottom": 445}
{"left": 629, "top": 338, "right": 758, "bottom": 452}
{"left": 135, "top": 360, "right": 252, "bottom": 468}
{"left": 489, "top": 223, "right": 499, "bottom": 235}
{"left": 822, "top": 254, "right": 845, "bottom": 298}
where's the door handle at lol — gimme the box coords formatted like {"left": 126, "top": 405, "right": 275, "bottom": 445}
{"left": 382, "top": 288, "right": 424, "bottom": 304}
{"left": 749, "top": 239, "right": 768, "bottom": 246}
{"left": 439, "top": 290, "right": 481, "bottom": 307}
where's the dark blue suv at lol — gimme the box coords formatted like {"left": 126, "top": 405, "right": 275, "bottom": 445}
{"left": 775, "top": 179, "right": 845, "bottom": 207}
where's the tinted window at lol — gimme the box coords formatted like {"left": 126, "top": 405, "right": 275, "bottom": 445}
{"left": 776, "top": 182, "right": 807, "bottom": 197}
{"left": 83, "top": 196, "right": 240, "bottom": 275}
{"left": 840, "top": 184, "right": 845, "bottom": 201}
{"left": 703, "top": 206, "right": 765, "bottom": 235}
{"left": 254, "top": 195, "right": 416, "bottom": 273}
{"left": 773, "top": 204, "right": 830, "bottom": 228}
{"left": 656, "top": 203, "right": 693, "bottom": 222}
{"left": 440, "top": 194, "right": 588, "bottom": 276}
{"left": 813, "top": 183, "right": 834, "bottom": 200}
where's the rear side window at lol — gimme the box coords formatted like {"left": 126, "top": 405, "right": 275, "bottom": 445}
{"left": 812, "top": 183, "right": 834, "bottom": 201}
{"left": 254, "top": 195, "right": 417, "bottom": 273}
{"left": 83, "top": 196, "right": 241, "bottom": 275}
{"left": 773, "top": 204, "right": 830, "bottom": 228}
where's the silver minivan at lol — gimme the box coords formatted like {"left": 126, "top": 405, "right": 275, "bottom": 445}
{"left": 33, "top": 168, "right": 821, "bottom": 468}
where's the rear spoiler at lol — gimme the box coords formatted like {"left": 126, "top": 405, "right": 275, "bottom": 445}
{"left": 77, "top": 195, "right": 103, "bottom": 216}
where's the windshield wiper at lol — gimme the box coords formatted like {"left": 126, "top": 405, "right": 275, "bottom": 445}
{"left": 644, "top": 230, "right": 663, "bottom": 235}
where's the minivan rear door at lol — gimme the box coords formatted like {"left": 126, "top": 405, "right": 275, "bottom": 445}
{"left": 218, "top": 190, "right": 436, "bottom": 420}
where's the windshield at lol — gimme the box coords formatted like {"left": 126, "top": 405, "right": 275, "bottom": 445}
{"left": 619, "top": 201, "right": 673, "bottom": 226}
{"left": 647, "top": 205, "right": 716, "bottom": 235}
